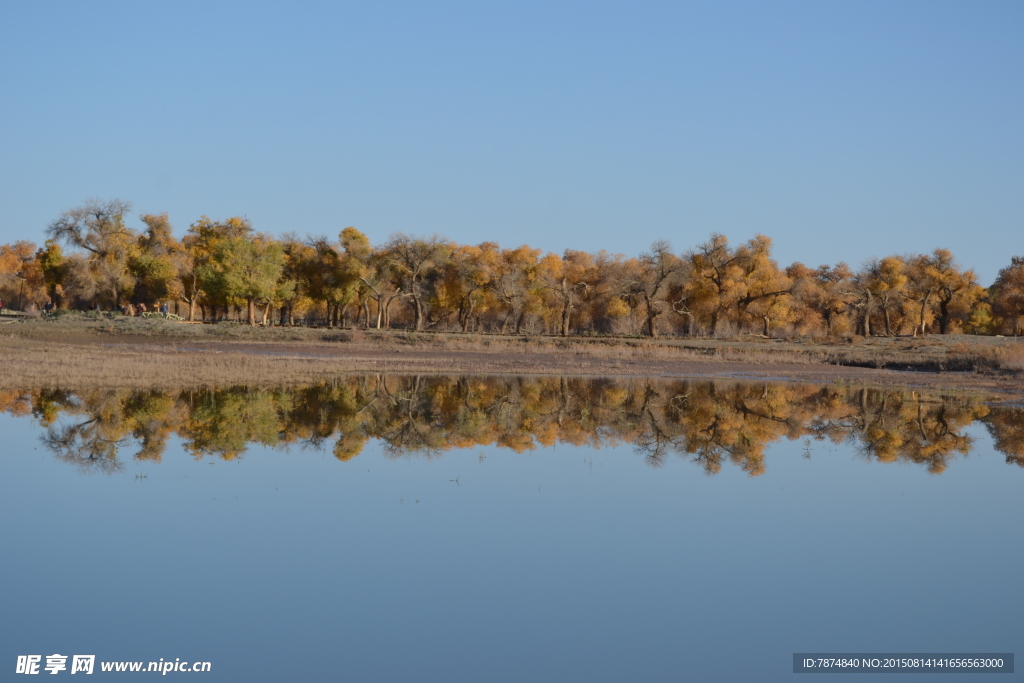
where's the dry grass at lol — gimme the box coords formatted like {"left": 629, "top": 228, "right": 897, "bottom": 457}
{"left": 0, "top": 337, "right": 352, "bottom": 389}
{"left": 0, "top": 314, "right": 1021, "bottom": 393}
{"left": 989, "top": 342, "right": 1024, "bottom": 371}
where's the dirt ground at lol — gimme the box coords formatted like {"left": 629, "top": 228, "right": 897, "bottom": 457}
{"left": 1, "top": 315, "right": 1022, "bottom": 401}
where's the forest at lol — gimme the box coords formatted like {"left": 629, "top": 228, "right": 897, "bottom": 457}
{"left": 2, "top": 198, "right": 1023, "bottom": 338}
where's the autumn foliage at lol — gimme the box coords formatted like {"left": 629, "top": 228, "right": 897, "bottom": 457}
{"left": 2, "top": 198, "right": 1022, "bottom": 337}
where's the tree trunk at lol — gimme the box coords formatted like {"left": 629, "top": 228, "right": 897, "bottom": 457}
{"left": 917, "top": 290, "right": 932, "bottom": 335}
{"left": 383, "top": 295, "right": 397, "bottom": 329}
{"left": 247, "top": 299, "right": 256, "bottom": 326}
{"left": 862, "top": 290, "right": 872, "bottom": 337}
{"left": 762, "top": 314, "right": 771, "bottom": 337}
{"left": 938, "top": 298, "right": 951, "bottom": 334}
{"left": 413, "top": 294, "right": 424, "bottom": 331}
{"left": 462, "top": 299, "right": 476, "bottom": 333}
{"left": 188, "top": 299, "right": 196, "bottom": 322}
{"left": 679, "top": 312, "right": 694, "bottom": 337}
{"left": 262, "top": 302, "right": 271, "bottom": 326}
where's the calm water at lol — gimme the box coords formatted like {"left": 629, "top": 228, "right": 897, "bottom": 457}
{"left": 1, "top": 376, "right": 1021, "bottom": 682}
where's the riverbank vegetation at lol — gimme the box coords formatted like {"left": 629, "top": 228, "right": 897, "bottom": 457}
{"left": 2, "top": 198, "right": 1023, "bottom": 338}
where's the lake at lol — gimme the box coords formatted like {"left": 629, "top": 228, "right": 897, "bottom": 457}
{"left": 1, "top": 376, "right": 1021, "bottom": 681}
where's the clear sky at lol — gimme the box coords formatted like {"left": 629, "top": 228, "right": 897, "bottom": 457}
{"left": 1, "top": 0, "right": 1021, "bottom": 283}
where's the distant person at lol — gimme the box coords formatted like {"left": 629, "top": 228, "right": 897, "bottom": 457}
{"left": 137, "top": 302, "right": 147, "bottom": 314}
{"left": 160, "top": 302, "right": 169, "bottom": 318}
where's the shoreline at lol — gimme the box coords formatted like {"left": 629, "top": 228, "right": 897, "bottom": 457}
{"left": 2, "top": 318, "right": 1022, "bottom": 401}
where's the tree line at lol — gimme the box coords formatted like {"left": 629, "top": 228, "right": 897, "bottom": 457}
{"left": 1, "top": 197, "right": 1022, "bottom": 337}
{"left": 6, "top": 376, "right": 1021, "bottom": 475}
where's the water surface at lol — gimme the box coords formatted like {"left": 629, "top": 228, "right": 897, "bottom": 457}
{"left": 1, "top": 376, "right": 1021, "bottom": 681}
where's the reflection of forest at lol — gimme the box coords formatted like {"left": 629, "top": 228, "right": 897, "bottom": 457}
{"left": 1, "top": 376, "right": 1021, "bottom": 475}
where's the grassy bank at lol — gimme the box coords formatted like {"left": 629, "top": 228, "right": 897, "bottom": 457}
{"left": 0, "top": 313, "right": 1022, "bottom": 393}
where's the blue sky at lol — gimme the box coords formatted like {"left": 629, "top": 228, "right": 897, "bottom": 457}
{"left": 1, "top": 0, "right": 1021, "bottom": 282}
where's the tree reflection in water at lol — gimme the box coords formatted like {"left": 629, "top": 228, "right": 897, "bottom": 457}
{"left": 1, "top": 377, "right": 1020, "bottom": 475}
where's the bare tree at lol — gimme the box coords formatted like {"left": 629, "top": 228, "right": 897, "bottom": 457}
{"left": 620, "top": 241, "right": 682, "bottom": 337}
{"left": 46, "top": 198, "right": 137, "bottom": 308}
{"left": 385, "top": 234, "right": 450, "bottom": 331}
